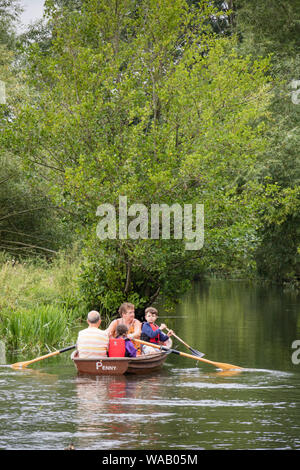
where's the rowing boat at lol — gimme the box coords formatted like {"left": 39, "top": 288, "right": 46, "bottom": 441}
{"left": 71, "top": 349, "right": 171, "bottom": 376}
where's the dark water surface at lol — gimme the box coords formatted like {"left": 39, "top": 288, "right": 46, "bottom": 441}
{"left": 1, "top": 280, "right": 300, "bottom": 450}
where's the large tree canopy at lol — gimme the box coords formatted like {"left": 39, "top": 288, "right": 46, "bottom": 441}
{"left": 0, "top": 0, "right": 75, "bottom": 258}
{"left": 3, "top": 0, "right": 274, "bottom": 314}
{"left": 232, "top": 0, "right": 300, "bottom": 283}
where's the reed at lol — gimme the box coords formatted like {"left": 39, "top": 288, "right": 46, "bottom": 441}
{"left": 0, "top": 249, "right": 115, "bottom": 354}
{"left": 0, "top": 304, "right": 80, "bottom": 354}
{"left": 0, "top": 250, "right": 87, "bottom": 354}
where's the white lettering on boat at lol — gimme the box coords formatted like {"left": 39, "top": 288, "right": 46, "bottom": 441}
{"left": 96, "top": 360, "right": 117, "bottom": 371}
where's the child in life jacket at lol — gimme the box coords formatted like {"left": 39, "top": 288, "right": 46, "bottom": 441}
{"left": 108, "top": 324, "right": 137, "bottom": 357}
{"left": 140, "top": 307, "right": 173, "bottom": 354}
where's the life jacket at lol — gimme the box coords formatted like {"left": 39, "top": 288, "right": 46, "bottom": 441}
{"left": 108, "top": 337, "right": 126, "bottom": 357}
{"left": 114, "top": 319, "right": 141, "bottom": 354}
{"left": 141, "top": 322, "right": 160, "bottom": 344}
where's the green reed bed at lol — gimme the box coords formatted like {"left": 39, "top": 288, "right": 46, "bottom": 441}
{"left": 0, "top": 252, "right": 86, "bottom": 355}
{"left": 0, "top": 305, "right": 80, "bottom": 354}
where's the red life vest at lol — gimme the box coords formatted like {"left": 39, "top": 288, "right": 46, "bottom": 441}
{"left": 149, "top": 323, "right": 160, "bottom": 344}
{"left": 108, "top": 337, "right": 126, "bottom": 357}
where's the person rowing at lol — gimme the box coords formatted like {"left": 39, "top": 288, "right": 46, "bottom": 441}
{"left": 76, "top": 311, "right": 109, "bottom": 358}
{"left": 140, "top": 307, "right": 173, "bottom": 354}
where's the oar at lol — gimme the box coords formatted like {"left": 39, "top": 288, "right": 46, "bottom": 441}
{"left": 165, "top": 327, "right": 205, "bottom": 358}
{"left": 11, "top": 345, "right": 76, "bottom": 369}
{"left": 135, "top": 339, "right": 242, "bottom": 371}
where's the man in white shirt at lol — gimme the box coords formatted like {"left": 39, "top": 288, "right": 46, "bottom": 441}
{"left": 76, "top": 311, "right": 109, "bottom": 358}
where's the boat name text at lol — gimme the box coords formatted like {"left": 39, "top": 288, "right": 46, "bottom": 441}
{"left": 96, "top": 361, "right": 117, "bottom": 371}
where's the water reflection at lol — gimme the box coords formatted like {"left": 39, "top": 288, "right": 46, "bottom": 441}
{"left": 214, "top": 369, "right": 243, "bottom": 378}
{"left": 75, "top": 375, "right": 137, "bottom": 412}
{"left": 74, "top": 373, "right": 171, "bottom": 449}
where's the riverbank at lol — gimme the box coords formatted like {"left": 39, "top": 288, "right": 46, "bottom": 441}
{"left": 0, "top": 253, "right": 84, "bottom": 354}
{"left": 0, "top": 252, "right": 81, "bottom": 312}
{"left": 1, "top": 252, "right": 298, "bottom": 355}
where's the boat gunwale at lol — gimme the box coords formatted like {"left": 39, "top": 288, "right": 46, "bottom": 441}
{"left": 71, "top": 351, "right": 169, "bottom": 362}
{"left": 71, "top": 355, "right": 129, "bottom": 362}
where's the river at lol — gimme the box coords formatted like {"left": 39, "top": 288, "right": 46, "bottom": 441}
{"left": 1, "top": 280, "right": 300, "bottom": 450}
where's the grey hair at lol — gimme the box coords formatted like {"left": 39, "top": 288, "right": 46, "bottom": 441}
{"left": 87, "top": 310, "right": 101, "bottom": 324}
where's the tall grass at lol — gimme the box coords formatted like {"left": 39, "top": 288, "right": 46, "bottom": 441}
{"left": 0, "top": 249, "right": 87, "bottom": 354}
{"left": 0, "top": 250, "right": 83, "bottom": 311}
{"left": 0, "top": 305, "right": 80, "bottom": 354}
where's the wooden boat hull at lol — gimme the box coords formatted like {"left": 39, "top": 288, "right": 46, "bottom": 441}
{"left": 127, "top": 351, "right": 170, "bottom": 374}
{"left": 71, "top": 350, "right": 170, "bottom": 376}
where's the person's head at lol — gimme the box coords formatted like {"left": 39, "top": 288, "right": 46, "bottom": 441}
{"left": 87, "top": 310, "right": 101, "bottom": 327}
{"left": 145, "top": 307, "right": 158, "bottom": 323}
{"left": 116, "top": 323, "right": 128, "bottom": 337}
{"left": 118, "top": 302, "right": 135, "bottom": 320}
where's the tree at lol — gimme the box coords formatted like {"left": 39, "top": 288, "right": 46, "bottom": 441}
{"left": 232, "top": 0, "right": 300, "bottom": 284}
{"left": 0, "top": 0, "right": 75, "bottom": 258}
{"left": 5, "top": 0, "right": 273, "bottom": 314}
{"left": 234, "top": 0, "right": 300, "bottom": 57}
{"left": 0, "top": 0, "right": 22, "bottom": 47}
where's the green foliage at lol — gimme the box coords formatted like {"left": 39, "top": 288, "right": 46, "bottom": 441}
{"left": 0, "top": 22, "right": 77, "bottom": 259}
{"left": 4, "top": 0, "right": 275, "bottom": 311}
{"left": 0, "top": 248, "right": 84, "bottom": 311}
{"left": 235, "top": 0, "right": 300, "bottom": 56}
{"left": 78, "top": 235, "right": 200, "bottom": 317}
{"left": 2, "top": 0, "right": 299, "bottom": 357}
{"left": 0, "top": 0, "right": 22, "bottom": 48}
{"left": 233, "top": 0, "right": 300, "bottom": 284}
{"left": 0, "top": 152, "right": 75, "bottom": 257}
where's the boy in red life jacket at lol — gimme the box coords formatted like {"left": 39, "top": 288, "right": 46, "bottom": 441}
{"left": 108, "top": 324, "right": 137, "bottom": 358}
{"left": 140, "top": 307, "right": 173, "bottom": 354}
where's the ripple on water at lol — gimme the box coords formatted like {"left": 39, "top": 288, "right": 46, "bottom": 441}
{"left": 105, "top": 397, "right": 290, "bottom": 408}
{"left": 179, "top": 382, "right": 294, "bottom": 390}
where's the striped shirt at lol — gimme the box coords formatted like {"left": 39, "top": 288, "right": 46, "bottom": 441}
{"left": 76, "top": 327, "right": 109, "bottom": 358}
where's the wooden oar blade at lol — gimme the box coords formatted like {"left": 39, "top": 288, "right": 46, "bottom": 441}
{"left": 11, "top": 350, "right": 59, "bottom": 369}
{"left": 11, "top": 362, "right": 27, "bottom": 369}
{"left": 10, "top": 345, "right": 75, "bottom": 369}
{"left": 208, "top": 360, "right": 242, "bottom": 371}
{"left": 178, "top": 351, "right": 242, "bottom": 371}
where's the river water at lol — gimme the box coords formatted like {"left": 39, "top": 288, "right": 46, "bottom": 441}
{"left": 1, "top": 280, "right": 300, "bottom": 450}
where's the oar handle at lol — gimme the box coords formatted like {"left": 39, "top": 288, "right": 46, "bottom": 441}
{"left": 29, "top": 345, "right": 76, "bottom": 363}
{"left": 59, "top": 345, "right": 76, "bottom": 354}
{"left": 165, "top": 326, "right": 205, "bottom": 357}
{"left": 134, "top": 338, "right": 168, "bottom": 351}
{"left": 165, "top": 327, "right": 190, "bottom": 348}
